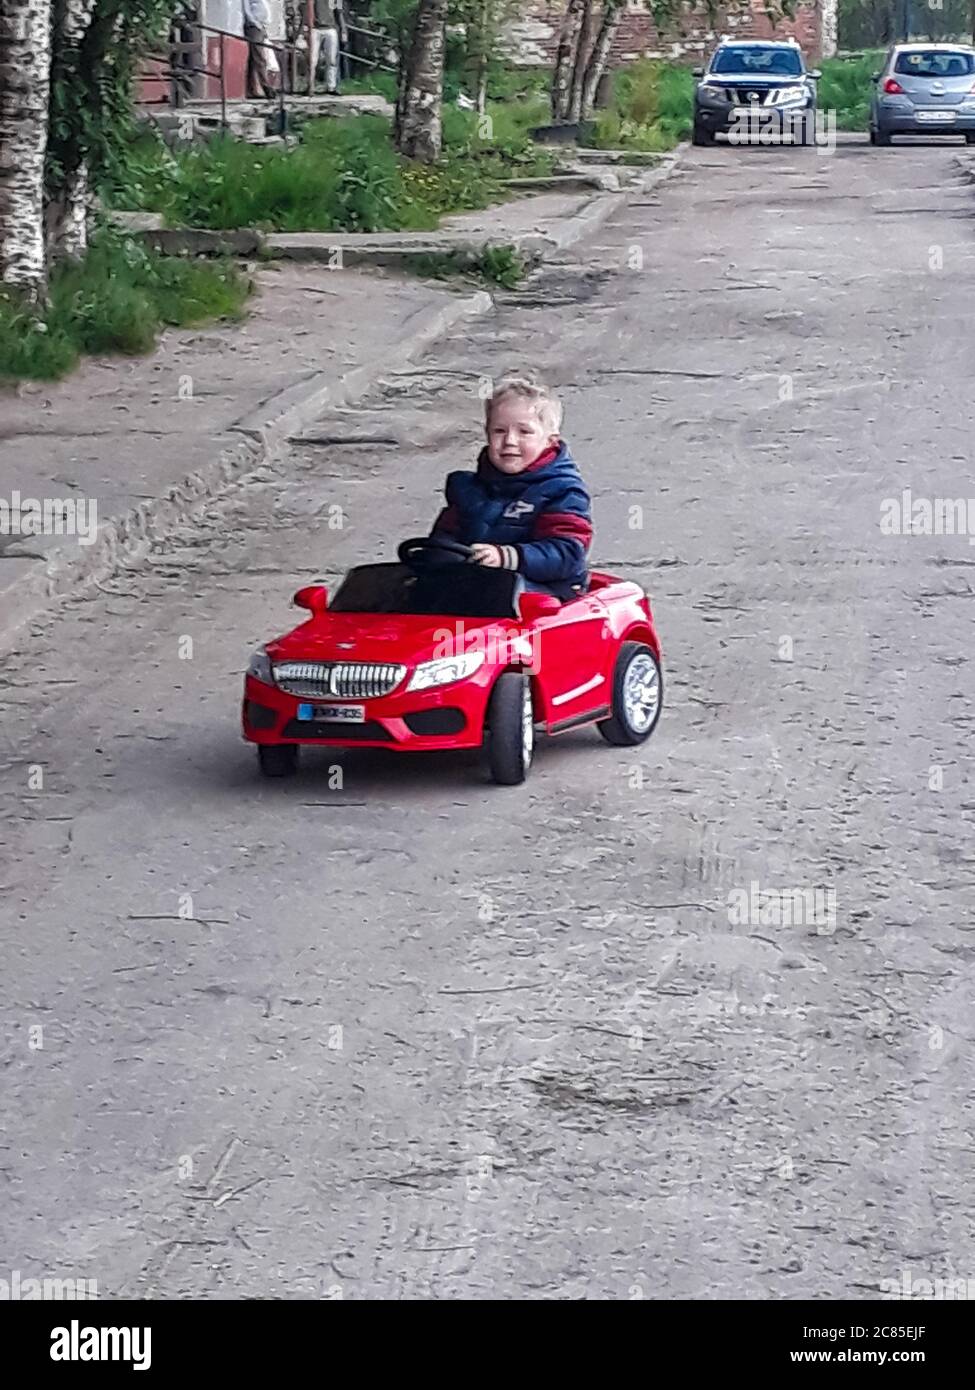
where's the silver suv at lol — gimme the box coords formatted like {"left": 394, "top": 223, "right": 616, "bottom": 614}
{"left": 692, "top": 39, "right": 820, "bottom": 146}
{"left": 870, "top": 44, "right": 975, "bottom": 145}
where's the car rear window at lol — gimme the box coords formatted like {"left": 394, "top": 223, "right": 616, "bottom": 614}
{"left": 712, "top": 46, "right": 802, "bottom": 77}
{"left": 894, "top": 50, "right": 974, "bottom": 77}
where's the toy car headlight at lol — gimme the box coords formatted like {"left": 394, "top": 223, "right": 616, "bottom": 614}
{"left": 407, "top": 653, "right": 484, "bottom": 692}
{"left": 776, "top": 85, "right": 808, "bottom": 103}
{"left": 700, "top": 83, "right": 728, "bottom": 99}
{"left": 247, "top": 647, "right": 274, "bottom": 686}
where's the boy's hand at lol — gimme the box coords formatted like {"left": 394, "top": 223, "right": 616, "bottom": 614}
{"left": 471, "top": 543, "right": 503, "bottom": 568}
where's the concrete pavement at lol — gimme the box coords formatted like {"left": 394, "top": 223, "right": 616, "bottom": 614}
{"left": 1, "top": 159, "right": 677, "bottom": 652}
{"left": 1, "top": 134, "right": 974, "bottom": 1299}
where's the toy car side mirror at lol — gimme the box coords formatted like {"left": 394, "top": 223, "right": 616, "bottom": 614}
{"left": 293, "top": 584, "right": 328, "bottom": 614}
{"left": 519, "top": 592, "right": 562, "bottom": 621}
{"left": 871, "top": 72, "right": 880, "bottom": 82}
{"left": 808, "top": 69, "right": 822, "bottom": 80}
{"left": 692, "top": 67, "right": 704, "bottom": 77}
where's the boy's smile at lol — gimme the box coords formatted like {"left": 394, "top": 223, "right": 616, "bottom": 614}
{"left": 486, "top": 397, "right": 559, "bottom": 474}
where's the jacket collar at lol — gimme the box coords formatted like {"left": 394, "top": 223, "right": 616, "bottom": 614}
{"left": 475, "top": 440, "right": 570, "bottom": 489}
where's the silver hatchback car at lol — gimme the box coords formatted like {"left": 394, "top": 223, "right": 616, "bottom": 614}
{"left": 870, "top": 43, "right": 975, "bottom": 144}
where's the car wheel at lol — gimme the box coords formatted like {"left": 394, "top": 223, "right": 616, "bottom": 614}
{"left": 258, "top": 743, "right": 299, "bottom": 778}
{"left": 799, "top": 109, "right": 817, "bottom": 146}
{"left": 869, "top": 127, "right": 877, "bottom": 145}
{"left": 875, "top": 128, "right": 892, "bottom": 146}
{"left": 486, "top": 671, "right": 534, "bottom": 785}
{"left": 598, "top": 642, "right": 663, "bottom": 747}
{"left": 966, "top": 132, "right": 975, "bottom": 144}
{"left": 692, "top": 120, "right": 714, "bottom": 147}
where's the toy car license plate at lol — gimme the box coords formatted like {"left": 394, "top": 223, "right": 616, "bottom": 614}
{"left": 296, "top": 703, "right": 366, "bottom": 723}
{"left": 918, "top": 110, "right": 954, "bottom": 122}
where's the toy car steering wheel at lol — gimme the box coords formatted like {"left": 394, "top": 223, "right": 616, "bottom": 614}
{"left": 398, "top": 536, "right": 476, "bottom": 568}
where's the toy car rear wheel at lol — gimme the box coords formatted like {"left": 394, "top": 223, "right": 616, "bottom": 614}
{"left": 258, "top": 743, "right": 299, "bottom": 778}
{"left": 486, "top": 671, "right": 534, "bottom": 785}
{"left": 598, "top": 642, "right": 662, "bottom": 747}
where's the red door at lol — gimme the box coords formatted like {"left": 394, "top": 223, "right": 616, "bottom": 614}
{"left": 532, "top": 596, "right": 612, "bottom": 731}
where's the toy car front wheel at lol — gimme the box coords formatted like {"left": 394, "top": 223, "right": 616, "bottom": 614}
{"left": 486, "top": 671, "right": 534, "bottom": 785}
{"left": 258, "top": 743, "right": 299, "bottom": 778}
{"left": 598, "top": 642, "right": 662, "bottom": 747}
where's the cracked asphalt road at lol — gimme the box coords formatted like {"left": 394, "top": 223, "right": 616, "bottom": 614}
{"left": 2, "top": 136, "right": 974, "bottom": 1300}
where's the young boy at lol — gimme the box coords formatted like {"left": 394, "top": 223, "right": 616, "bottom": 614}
{"left": 429, "top": 380, "right": 593, "bottom": 600}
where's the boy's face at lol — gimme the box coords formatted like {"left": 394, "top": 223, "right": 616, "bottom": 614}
{"left": 486, "top": 397, "right": 558, "bottom": 474}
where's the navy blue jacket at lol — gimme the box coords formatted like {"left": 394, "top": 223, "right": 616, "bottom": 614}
{"left": 430, "top": 442, "right": 592, "bottom": 596}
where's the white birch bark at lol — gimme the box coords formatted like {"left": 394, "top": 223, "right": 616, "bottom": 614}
{"left": 0, "top": 0, "right": 53, "bottom": 298}
{"left": 581, "top": 1, "right": 624, "bottom": 118}
{"left": 46, "top": 0, "right": 97, "bottom": 262}
{"left": 552, "top": 0, "right": 584, "bottom": 121}
{"left": 395, "top": 0, "right": 448, "bottom": 163}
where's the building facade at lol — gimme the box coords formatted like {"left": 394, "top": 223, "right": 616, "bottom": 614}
{"left": 507, "top": 1, "right": 837, "bottom": 68}
{"left": 141, "top": 1, "right": 288, "bottom": 105}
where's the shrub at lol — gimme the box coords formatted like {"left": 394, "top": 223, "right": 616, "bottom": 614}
{"left": 340, "top": 70, "right": 400, "bottom": 103}
{"left": 0, "top": 295, "right": 79, "bottom": 381}
{"left": 410, "top": 243, "right": 525, "bottom": 288}
{"left": 588, "top": 60, "right": 693, "bottom": 151}
{"left": 0, "top": 228, "right": 249, "bottom": 383}
{"left": 105, "top": 105, "right": 556, "bottom": 235}
{"left": 817, "top": 53, "right": 882, "bottom": 131}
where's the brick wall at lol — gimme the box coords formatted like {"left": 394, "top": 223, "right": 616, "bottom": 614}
{"left": 506, "top": 2, "right": 827, "bottom": 69}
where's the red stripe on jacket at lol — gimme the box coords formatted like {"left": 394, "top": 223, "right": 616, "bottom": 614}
{"left": 533, "top": 511, "right": 593, "bottom": 550}
{"left": 433, "top": 503, "right": 460, "bottom": 535}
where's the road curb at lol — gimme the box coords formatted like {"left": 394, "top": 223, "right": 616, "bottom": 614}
{"left": 0, "top": 290, "right": 491, "bottom": 653}
{"left": 1, "top": 152, "right": 684, "bottom": 653}
{"left": 514, "top": 150, "right": 684, "bottom": 259}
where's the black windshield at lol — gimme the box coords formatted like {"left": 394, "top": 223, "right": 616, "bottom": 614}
{"left": 894, "top": 50, "right": 974, "bottom": 77}
{"left": 330, "top": 563, "right": 524, "bottom": 619}
{"left": 712, "top": 47, "right": 803, "bottom": 76}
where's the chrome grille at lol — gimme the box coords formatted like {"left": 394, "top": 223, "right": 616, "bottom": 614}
{"left": 731, "top": 87, "right": 775, "bottom": 105}
{"left": 273, "top": 661, "right": 406, "bottom": 700}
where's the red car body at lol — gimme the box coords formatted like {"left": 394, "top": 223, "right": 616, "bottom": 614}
{"left": 242, "top": 568, "right": 661, "bottom": 757}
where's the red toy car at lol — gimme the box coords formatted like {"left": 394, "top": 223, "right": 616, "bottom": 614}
{"left": 242, "top": 537, "right": 663, "bottom": 785}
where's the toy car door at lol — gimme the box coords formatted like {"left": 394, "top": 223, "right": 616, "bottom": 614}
{"left": 531, "top": 595, "right": 614, "bottom": 731}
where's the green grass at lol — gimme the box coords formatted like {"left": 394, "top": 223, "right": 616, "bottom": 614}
{"left": 339, "top": 70, "right": 400, "bottom": 103}
{"left": 411, "top": 243, "right": 525, "bottom": 289}
{"left": 817, "top": 52, "right": 884, "bottom": 131}
{"left": 105, "top": 104, "right": 557, "bottom": 235}
{"left": 0, "top": 228, "right": 250, "bottom": 383}
{"left": 588, "top": 59, "right": 694, "bottom": 151}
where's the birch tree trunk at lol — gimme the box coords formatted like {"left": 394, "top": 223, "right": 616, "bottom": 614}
{"left": 580, "top": 0, "right": 623, "bottom": 116}
{"left": 566, "top": 0, "right": 595, "bottom": 123}
{"left": 0, "top": 0, "right": 53, "bottom": 300}
{"left": 470, "top": 0, "right": 490, "bottom": 115}
{"left": 394, "top": 0, "right": 447, "bottom": 163}
{"left": 552, "top": 0, "right": 584, "bottom": 121}
{"left": 46, "top": 0, "right": 97, "bottom": 263}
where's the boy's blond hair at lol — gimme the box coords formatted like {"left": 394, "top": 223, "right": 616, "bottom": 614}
{"left": 485, "top": 378, "right": 563, "bottom": 437}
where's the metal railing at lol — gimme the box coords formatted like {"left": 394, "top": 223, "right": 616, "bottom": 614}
{"left": 143, "top": 14, "right": 398, "bottom": 132}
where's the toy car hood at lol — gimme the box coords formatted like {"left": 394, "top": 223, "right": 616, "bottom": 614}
{"left": 267, "top": 610, "right": 516, "bottom": 667}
